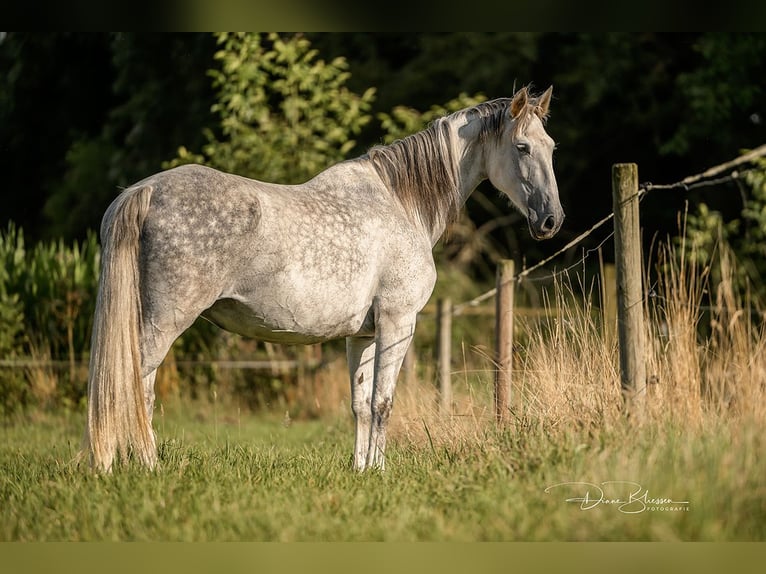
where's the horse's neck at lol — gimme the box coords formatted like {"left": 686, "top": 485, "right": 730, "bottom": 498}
{"left": 455, "top": 129, "right": 488, "bottom": 201}
{"left": 401, "top": 115, "right": 489, "bottom": 245}
{"left": 426, "top": 115, "right": 488, "bottom": 241}
{"left": 344, "top": 113, "right": 490, "bottom": 246}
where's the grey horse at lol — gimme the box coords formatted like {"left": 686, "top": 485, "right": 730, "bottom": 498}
{"left": 82, "top": 86, "right": 564, "bottom": 472}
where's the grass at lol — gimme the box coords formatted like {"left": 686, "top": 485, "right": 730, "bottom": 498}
{"left": 1, "top": 395, "right": 763, "bottom": 541}
{"left": 1, "top": 240, "right": 765, "bottom": 541}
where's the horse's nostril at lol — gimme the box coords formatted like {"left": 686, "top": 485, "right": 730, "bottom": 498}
{"left": 542, "top": 215, "right": 556, "bottom": 231}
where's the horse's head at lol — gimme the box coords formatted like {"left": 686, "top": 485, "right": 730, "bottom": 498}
{"left": 486, "top": 86, "right": 564, "bottom": 240}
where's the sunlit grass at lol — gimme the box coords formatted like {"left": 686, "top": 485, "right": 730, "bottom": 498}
{"left": 1, "top": 239, "right": 764, "bottom": 540}
{"left": 1, "top": 396, "right": 763, "bottom": 540}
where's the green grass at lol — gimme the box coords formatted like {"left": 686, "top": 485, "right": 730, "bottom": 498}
{"left": 1, "top": 400, "right": 763, "bottom": 541}
{"left": 3, "top": 240, "right": 764, "bottom": 542}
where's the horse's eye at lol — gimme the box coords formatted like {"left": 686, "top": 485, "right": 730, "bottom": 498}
{"left": 516, "top": 143, "right": 530, "bottom": 155}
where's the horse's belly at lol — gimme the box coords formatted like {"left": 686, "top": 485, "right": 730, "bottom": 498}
{"left": 201, "top": 295, "right": 373, "bottom": 344}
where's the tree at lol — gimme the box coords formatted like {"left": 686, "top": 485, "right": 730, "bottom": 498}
{"left": 377, "top": 92, "right": 486, "bottom": 143}
{"left": 42, "top": 33, "right": 216, "bottom": 240}
{"left": 168, "top": 33, "right": 375, "bottom": 184}
{"left": 0, "top": 33, "right": 114, "bottom": 241}
{"left": 685, "top": 156, "right": 766, "bottom": 301}
{"left": 662, "top": 33, "right": 765, "bottom": 159}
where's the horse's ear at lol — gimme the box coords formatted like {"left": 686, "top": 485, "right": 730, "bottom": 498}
{"left": 534, "top": 86, "right": 553, "bottom": 120}
{"left": 510, "top": 86, "right": 529, "bottom": 119}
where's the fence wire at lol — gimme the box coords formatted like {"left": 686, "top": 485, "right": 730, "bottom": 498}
{"left": 452, "top": 144, "right": 766, "bottom": 316}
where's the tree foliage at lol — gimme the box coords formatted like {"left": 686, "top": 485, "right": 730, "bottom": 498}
{"left": 662, "top": 34, "right": 766, "bottom": 156}
{"left": 377, "top": 92, "right": 486, "bottom": 144}
{"left": 0, "top": 33, "right": 215, "bottom": 241}
{"left": 685, "top": 157, "right": 766, "bottom": 300}
{"left": 1, "top": 32, "right": 764, "bottom": 267}
{"left": 168, "top": 33, "right": 375, "bottom": 184}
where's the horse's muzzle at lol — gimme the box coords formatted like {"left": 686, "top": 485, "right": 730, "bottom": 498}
{"left": 528, "top": 210, "right": 564, "bottom": 240}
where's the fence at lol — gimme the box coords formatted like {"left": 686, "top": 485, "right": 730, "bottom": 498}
{"left": 432, "top": 143, "right": 766, "bottom": 423}
{"left": 3, "top": 145, "right": 764, "bottom": 417}
{"left": 425, "top": 262, "right": 616, "bottom": 423}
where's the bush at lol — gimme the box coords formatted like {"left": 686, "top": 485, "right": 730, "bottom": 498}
{"left": 0, "top": 226, "right": 27, "bottom": 415}
{"left": 166, "top": 32, "right": 375, "bottom": 184}
{"left": 0, "top": 224, "right": 100, "bottom": 411}
{"left": 684, "top": 155, "right": 766, "bottom": 303}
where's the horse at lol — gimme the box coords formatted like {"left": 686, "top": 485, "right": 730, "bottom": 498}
{"left": 82, "top": 85, "right": 564, "bottom": 472}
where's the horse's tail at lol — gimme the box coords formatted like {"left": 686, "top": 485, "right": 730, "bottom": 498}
{"left": 81, "top": 184, "right": 155, "bottom": 472}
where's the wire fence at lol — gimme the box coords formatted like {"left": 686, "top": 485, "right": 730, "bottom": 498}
{"left": 2, "top": 146, "right": 764, "bottom": 374}
{"left": 451, "top": 143, "right": 766, "bottom": 316}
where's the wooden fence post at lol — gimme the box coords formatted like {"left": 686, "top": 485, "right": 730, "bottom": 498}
{"left": 436, "top": 298, "right": 452, "bottom": 413}
{"left": 601, "top": 261, "right": 617, "bottom": 344}
{"left": 612, "top": 163, "right": 646, "bottom": 416}
{"left": 494, "top": 259, "right": 515, "bottom": 424}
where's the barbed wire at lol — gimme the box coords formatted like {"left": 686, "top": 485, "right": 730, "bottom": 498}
{"left": 452, "top": 212, "right": 616, "bottom": 315}
{"left": 640, "top": 168, "right": 758, "bottom": 196}
{"left": 451, "top": 144, "right": 766, "bottom": 316}
{"left": 642, "top": 143, "right": 766, "bottom": 193}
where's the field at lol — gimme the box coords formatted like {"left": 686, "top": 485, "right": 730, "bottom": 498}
{"left": 2, "top": 244, "right": 765, "bottom": 542}
{"left": 1, "top": 392, "right": 764, "bottom": 541}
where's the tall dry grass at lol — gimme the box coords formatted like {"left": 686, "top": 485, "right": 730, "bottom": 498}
{"left": 383, "top": 238, "right": 765, "bottom": 450}
{"left": 169, "top": 234, "right": 764, "bottom": 464}
{"left": 647, "top": 240, "right": 765, "bottom": 424}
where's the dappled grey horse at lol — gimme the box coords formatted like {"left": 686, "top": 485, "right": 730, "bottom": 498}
{"left": 83, "top": 86, "right": 564, "bottom": 472}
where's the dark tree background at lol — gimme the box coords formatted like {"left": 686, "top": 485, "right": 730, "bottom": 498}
{"left": 2, "top": 33, "right": 763, "bottom": 274}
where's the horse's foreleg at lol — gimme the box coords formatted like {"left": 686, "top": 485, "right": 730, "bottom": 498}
{"left": 346, "top": 336, "right": 376, "bottom": 471}
{"left": 366, "top": 313, "right": 415, "bottom": 471}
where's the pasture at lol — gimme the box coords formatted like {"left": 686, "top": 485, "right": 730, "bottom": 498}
{"left": 1, "top": 393, "right": 763, "bottom": 541}
{"left": 0, "top": 232, "right": 766, "bottom": 542}
{"left": 2, "top": 250, "right": 765, "bottom": 541}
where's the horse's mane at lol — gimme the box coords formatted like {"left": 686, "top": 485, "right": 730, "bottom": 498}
{"left": 365, "top": 116, "right": 461, "bottom": 232}
{"left": 365, "top": 97, "right": 538, "bottom": 232}
{"left": 472, "top": 95, "right": 545, "bottom": 140}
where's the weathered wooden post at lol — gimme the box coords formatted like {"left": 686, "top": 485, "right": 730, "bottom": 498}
{"left": 612, "top": 163, "right": 646, "bottom": 416}
{"left": 436, "top": 298, "right": 452, "bottom": 413}
{"left": 601, "top": 261, "right": 617, "bottom": 344}
{"left": 494, "top": 259, "right": 515, "bottom": 424}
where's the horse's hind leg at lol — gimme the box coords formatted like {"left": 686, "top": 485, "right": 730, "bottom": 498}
{"left": 141, "top": 370, "right": 158, "bottom": 423}
{"left": 139, "top": 304, "right": 205, "bottom": 422}
{"left": 138, "top": 330, "right": 174, "bottom": 426}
